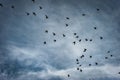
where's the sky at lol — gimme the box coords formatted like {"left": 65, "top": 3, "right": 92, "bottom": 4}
{"left": 0, "top": 0, "right": 120, "bottom": 80}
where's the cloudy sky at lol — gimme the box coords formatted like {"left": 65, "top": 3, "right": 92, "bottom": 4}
{"left": 0, "top": 0, "right": 120, "bottom": 80}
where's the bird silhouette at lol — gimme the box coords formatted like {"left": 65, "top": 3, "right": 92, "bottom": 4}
{"left": 68, "top": 74, "right": 70, "bottom": 77}
{"left": 77, "top": 62, "right": 79, "bottom": 64}
{"left": 105, "top": 57, "right": 108, "bottom": 59}
{"left": 45, "top": 30, "right": 48, "bottom": 33}
{"left": 94, "top": 27, "right": 97, "bottom": 30}
{"left": 80, "top": 55, "right": 84, "bottom": 58}
{"left": 43, "top": 41, "right": 46, "bottom": 44}
{"left": 79, "top": 65, "right": 82, "bottom": 67}
{"left": 90, "top": 39, "right": 92, "bottom": 41}
{"left": 39, "top": 6, "right": 42, "bottom": 9}
{"left": 100, "top": 36, "right": 103, "bottom": 40}
{"left": 74, "top": 33, "right": 77, "bottom": 35}
{"left": 90, "top": 56, "right": 92, "bottom": 58}
{"left": 95, "top": 62, "right": 98, "bottom": 65}
{"left": 77, "top": 67, "right": 79, "bottom": 70}
{"left": 118, "top": 72, "right": 120, "bottom": 74}
{"left": 53, "top": 39, "right": 56, "bottom": 42}
{"left": 11, "top": 5, "right": 15, "bottom": 9}
{"left": 89, "top": 64, "right": 91, "bottom": 66}
{"left": 63, "top": 34, "right": 66, "bottom": 37}
{"left": 82, "top": 13, "right": 86, "bottom": 16}
{"left": 33, "top": 12, "right": 36, "bottom": 16}
{"left": 76, "top": 59, "right": 79, "bottom": 61}
{"left": 32, "top": 0, "right": 35, "bottom": 3}
{"left": 0, "top": 3, "right": 3, "bottom": 7}
{"left": 66, "top": 24, "right": 68, "bottom": 27}
{"left": 53, "top": 32, "right": 56, "bottom": 36}
{"left": 73, "top": 41, "right": 76, "bottom": 45}
{"left": 110, "top": 55, "right": 113, "bottom": 57}
{"left": 107, "top": 51, "right": 110, "bottom": 53}
{"left": 79, "top": 39, "right": 81, "bottom": 42}
{"left": 80, "top": 69, "right": 82, "bottom": 72}
{"left": 83, "top": 48, "right": 87, "bottom": 52}
{"left": 26, "top": 12, "right": 30, "bottom": 16}
{"left": 85, "top": 38, "right": 88, "bottom": 41}
{"left": 45, "top": 15, "right": 48, "bottom": 19}
{"left": 76, "top": 36, "right": 79, "bottom": 38}
{"left": 96, "top": 8, "right": 100, "bottom": 11}
{"left": 66, "top": 17, "right": 70, "bottom": 20}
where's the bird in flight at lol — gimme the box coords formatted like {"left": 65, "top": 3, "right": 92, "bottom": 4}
{"left": 66, "top": 24, "right": 68, "bottom": 27}
{"left": 43, "top": 41, "right": 46, "bottom": 44}
{"left": 66, "top": 17, "right": 70, "bottom": 20}
{"left": 53, "top": 32, "right": 56, "bottom": 36}
{"left": 82, "top": 13, "right": 86, "bottom": 16}
{"left": 100, "top": 36, "right": 103, "bottom": 40}
{"left": 79, "top": 39, "right": 81, "bottom": 42}
{"left": 96, "top": 8, "right": 100, "bottom": 11}
{"left": 73, "top": 41, "right": 76, "bottom": 45}
{"left": 39, "top": 6, "right": 42, "bottom": 9}
{"left": 0, "top": 3, "right": 3, "bottom": 7}
{"left": 45, "top": 15, "right": 48, "bottom": 19}
{"left": 11, "top": 5, "right": 15, "bottom": 9}
{"left": 45, "top": 30, "right": 48, "bottom": 33}
{"left": 63, "top": 34, "right": 66, "bottom": 37}
{"left": 74, "top": 33, "right": 77, "bottom": 35}
{"left": 26, "top": 12, "right": 30, "bottom": 16}
{"left": 83, "top": 48, "right": 87, "bottom": 52}
{"left": 33, "top": 12, "right": 36, "bottom": 16}
{"left": 32, "top": 0, "right": 35, "bottom": 3}
{"left": 68, "top": 74, "right": 70, "bottom": 77}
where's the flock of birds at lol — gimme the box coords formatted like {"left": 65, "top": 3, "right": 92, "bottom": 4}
{"left": 0, "top": 0, "right": 120, "bottom": 79}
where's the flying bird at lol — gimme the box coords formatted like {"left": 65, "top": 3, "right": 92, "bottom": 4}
{"left": 85, "top": 38, "right": 88, "bottom": 41}
{"left": 76, "top": 36, "right": 79, "bottom": 38}
{"left": 83, "top": 48, "right": 87, "bottom": 52}
{"left": 82, "top": 13, "right": 86, "bottom": 16}
{"left": 89, "top": 64, "right": 91, "bottom": 66}
{"left": 68, "top": 74, "right": 70, "bottom": 77}
{"left": 53, "top": 39, "right": 56, "bottom": 42}
{"left": 11, "top": 5, "right": 15, "bottom": 9}
{"left": 90, "top": 56, "right": 92, "bottom": 58}
{"left": 33, "top": 12, "right": 36, "bottom": 16}
{"left": 76, "top": 59, "right": 79, "bottom": 61}
{"left": 63, "top": 34, "right": 66, "bottom": 37}
{"left": 53, "top": 32, "right": 56, "bottom": 36}
{"left": 94, "top": 27, "right": 97, "bottom": 30}
{"left": 45, "top": 15, "right": 48, "bottom": 19}
{"left": 66, "top": 17, "right": 70, "bottom": 20}
{"left": 77, "top": 67, "right": 79, "bottom": 70}
{"left": 32, "top": 0, "right": 35, "bottom": 3}
{"left": 110, "top": 55, "right": 113, "bottom": 57}
{"left": 73, "top": 41, "right": 76, "bottom": 45}
{"left": 26, "top": 12, "right": 30, "bottom": 16}
{"left": 74, "top": 33, "right": 77, "bottom": 35}
{"left": 45, "top": 30, "right": 48, "bottom": 33}
{"left": 105, "top": 57, "right": 108, "bottom": 59}
{"left": 107, "top": 51, "right": 110, "bottom": 53}
{"left": 79, "top": 39, "right": 81, "bottom": 42}
{"left": 66, "top": 24, "right": 68, "bottom": 27}
{"left": 89, "top": 39, "right": 92, "bottom": 41}
{"left": 39, "top": 6, "right": 42, "bottom": 9}
{"left": 95, "top": 62, "right": 98, "bottom": 65}
{"left": 43, "top": 41, "right": 46, "bottom": 44}
{"left": 100, "top": 36, "right": 103, "bottom": 40}
{"left": 96, "top": 8, "right": 100, "bottom": 11}
{"left": 80, "top": 69, "right": 83, "bottom": 72}
{"left": 0, "top": 3, "right": 3, "bottom": 7}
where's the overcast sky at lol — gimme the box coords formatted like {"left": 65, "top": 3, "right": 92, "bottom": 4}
{"left": 0, "top": 0, "right": 120, "bottom": 80}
